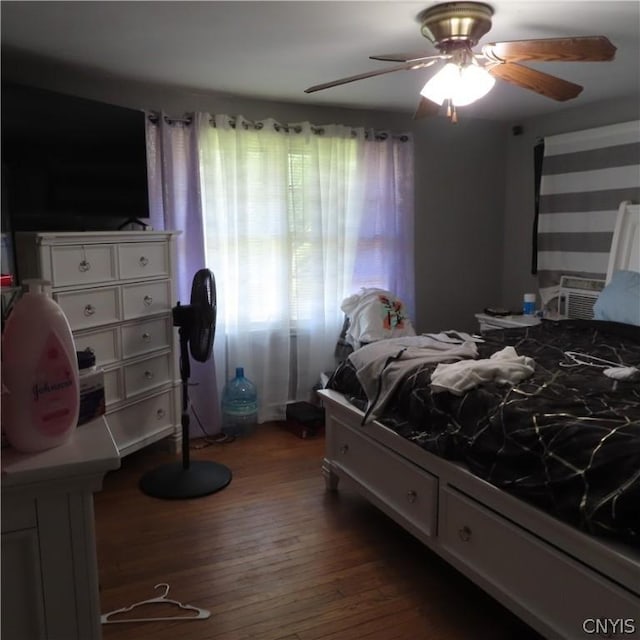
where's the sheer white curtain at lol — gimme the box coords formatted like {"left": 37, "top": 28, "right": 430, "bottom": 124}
{"left": 197, "top": 116, "right": 371, "bottom": 420}
{"left": 358, "top": 132, "right": 415, "bottom": 316}
{"left": 148, "top": 112, "right": 414, "bottom": 428}
{"left": 145, "top": 114, "right": 221, "bottom": 434}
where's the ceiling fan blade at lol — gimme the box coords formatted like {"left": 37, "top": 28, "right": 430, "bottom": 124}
{"left": 413, "top": 97, "right": 441, "bottom": 120}
{"left": 370, "top": 52, "right": 432, "bottom": 62}
{"left": 482, "top": 36, "right": 616, "bottom": 63}
{"left": 305, "top": 60, "right": 433, "bottom": 93}
{"left": 488, "top": 62, "right": 583, "bottom": 101}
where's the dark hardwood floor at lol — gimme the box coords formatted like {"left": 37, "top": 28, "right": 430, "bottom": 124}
{"left": 94, "top": 423, "right": 542, "bottom": 640}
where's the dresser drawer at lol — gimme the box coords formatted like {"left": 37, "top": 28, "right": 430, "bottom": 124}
{"left": 121, "top": 317, "right": 171, "bottom": 359}
{"left": 118, "top": 242, "right": 169, "bottom": 280}
{"left": 54, "top": 287, "right": 121, "bottom": 331}
{"left": 103, "top": 368, "right": 123, "bottom": 406}
{"left": 107, "top": 391, "right": 175, "bottom": 455}
{"left": 123, "top": 352, "right": 171, "bottom": 398}
{"left": 122, "top": 281, "right": 171, "bottom": 320}
{"left": 440, "top": 486, "right": 640, "bottom": 639}
{"left": 49, "top": 244, "right": 117, "bottom": 287}
{"left": 332, "top": 424, "right": 438, "bottom": 538}
{"left": 73, "top": 326, "right": 120, "bottom": 367}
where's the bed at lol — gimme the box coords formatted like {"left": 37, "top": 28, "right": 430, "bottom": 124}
{"left": 319, "top": 201, "right": 640, "bottom": 640}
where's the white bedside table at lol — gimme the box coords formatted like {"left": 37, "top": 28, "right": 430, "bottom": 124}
{"left": 475, "top": 313, "right": 541, "bottom": 332}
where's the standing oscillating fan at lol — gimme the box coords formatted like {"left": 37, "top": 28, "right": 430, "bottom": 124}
{"left": 139, "top": 269, "right": 232, "bottom": 499}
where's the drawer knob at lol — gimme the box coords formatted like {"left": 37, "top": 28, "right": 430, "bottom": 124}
{"left": 143, "top": 295, "right": 153, "bottom": 306}
{"left": 78, "top": 259, "right": 91, "bottom": 272}
{"left": 142, "top": 332, "right": 151, "bottom": 341}
{"left": 458, "top": 525, "right": 472, "bottom": 542}
{"left": 339, "top": 444, "right": 349, "bottom": 454}
{"left": 144, "top": 370, "right": 154, "bottom": 380}
{"left": 139, "top": 256, "right": 149, "bottom": 267}
{"left": 406, "top": 490, "right": 417, "bottom": 504}
{"left": 84, "top": 304, "right": 96, "bottom": 317}
{"left": 156, "top": 408, "right": 166, "bottom": 419}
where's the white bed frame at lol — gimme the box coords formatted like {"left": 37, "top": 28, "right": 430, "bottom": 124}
{"left": 607, "top": 200, "right": 640, "bottom": 282}
{"left": 319, "top": 201, "right": 640, "bottom": 640}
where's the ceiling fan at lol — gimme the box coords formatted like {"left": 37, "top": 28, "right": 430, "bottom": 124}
{"left": 304, "top": 2, "right": 616, "bottom": 122}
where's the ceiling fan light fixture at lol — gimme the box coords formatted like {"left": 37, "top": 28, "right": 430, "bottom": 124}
{"left": 456, "top": 63, "right": 495, "bottom": 105}
{"left": 420, "top": 62, "right": 495, "bottom": 106}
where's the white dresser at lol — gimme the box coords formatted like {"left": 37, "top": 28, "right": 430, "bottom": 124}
{"left": 15, "top": 230, "right": 182, "bottom": 456}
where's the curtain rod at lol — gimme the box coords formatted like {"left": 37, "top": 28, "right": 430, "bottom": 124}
{"left": 147, "top": 111, "right": 410, "bottom": 142}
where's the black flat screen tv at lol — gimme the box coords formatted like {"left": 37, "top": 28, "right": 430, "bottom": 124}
{"left": 1, "top": 82, "right": 150, "bottom": 232}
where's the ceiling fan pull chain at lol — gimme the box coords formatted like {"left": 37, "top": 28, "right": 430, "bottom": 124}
{"left": 445, "top": 99, "right": 458, "bottom": 124}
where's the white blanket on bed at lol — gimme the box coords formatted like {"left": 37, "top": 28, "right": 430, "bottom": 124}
{"left": 430, "top": 346, "right": 535, "bottom": 396}
{"left": 348, "top": 336, "right": 479, "bottom": 423}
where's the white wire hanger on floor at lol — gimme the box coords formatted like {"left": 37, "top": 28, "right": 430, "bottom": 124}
{"left": 101, "top": 583, "right": 211, "bottom": 624}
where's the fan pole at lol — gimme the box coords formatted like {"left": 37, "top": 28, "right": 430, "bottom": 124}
{"left": 139, "top": 299, "right": 232, "bottom": 499}
{"left": 179, "top": 326, "right": 192, "bottom": 471}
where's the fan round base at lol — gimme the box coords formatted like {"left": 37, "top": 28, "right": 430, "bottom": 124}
{"left": 139, "top": 460, "right": 232, "bottom": 499}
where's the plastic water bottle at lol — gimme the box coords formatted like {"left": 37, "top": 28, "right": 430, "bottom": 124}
{"left": 221, "top": 367, "right": 258, "bottom": 437}
{"left": 523, "top": 293, "right": 536, "bottom": 316}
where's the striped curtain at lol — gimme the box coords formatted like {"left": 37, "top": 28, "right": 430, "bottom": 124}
{"left": 537, "top": 120, "right": 640, "bottom": 305}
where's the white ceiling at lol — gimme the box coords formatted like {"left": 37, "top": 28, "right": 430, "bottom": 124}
{"left": 1, "top": 1, "right": 639, "bottom": 121}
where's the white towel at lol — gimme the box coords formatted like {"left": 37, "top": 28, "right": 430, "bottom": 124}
{"left": 430, "top": 346, "right": 535, "bottom": 396}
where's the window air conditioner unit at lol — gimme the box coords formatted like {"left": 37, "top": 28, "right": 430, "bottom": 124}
{"left": 557, "top": 276, "right": 605, "bottom": 320}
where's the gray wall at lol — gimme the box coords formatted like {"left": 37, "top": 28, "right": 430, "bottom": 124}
{"left": 500, "top": 94, "right": 640, "bottom": 312}
{"left": 2, "top": 51, "right": 510, "bottom": 333}
{"left": 413, "top": 117, "right": 507, "bottom": 332}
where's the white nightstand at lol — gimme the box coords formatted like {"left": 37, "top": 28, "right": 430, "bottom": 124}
{"left": 475, "top": 313, "right": 541, "bottom": 332}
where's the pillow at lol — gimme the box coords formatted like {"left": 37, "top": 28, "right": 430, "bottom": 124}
{"left": 341, "top": 288, "right": 416, "bottom": 347}
{"left": 593, "top": 270, "right": 640, "bottom": 326}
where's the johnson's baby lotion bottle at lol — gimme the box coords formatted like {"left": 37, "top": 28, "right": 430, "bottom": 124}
{"left": 2, "top": 280, "right": 80, "bottom": 452}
